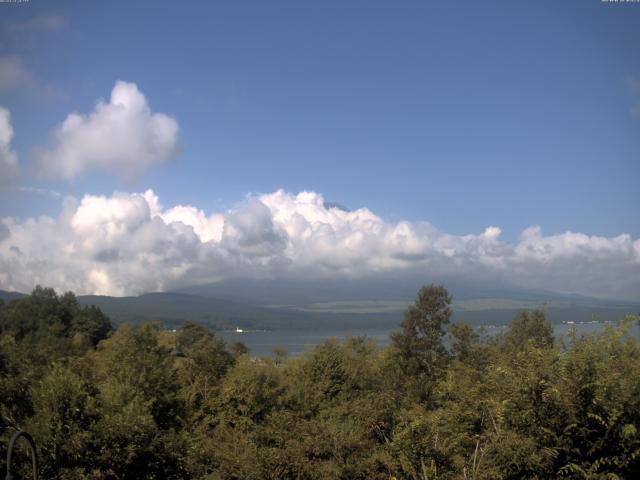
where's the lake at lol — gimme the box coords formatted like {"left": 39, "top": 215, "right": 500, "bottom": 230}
{"left": 219, "top": 321, "right": 640, "bottom": 358}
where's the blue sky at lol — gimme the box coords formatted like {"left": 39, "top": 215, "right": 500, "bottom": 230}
{"left": 0, "top": 1, "right": 639, "bottom": 298}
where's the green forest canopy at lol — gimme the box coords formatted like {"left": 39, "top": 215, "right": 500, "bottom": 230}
{"left": 1, "top": 285, "right": 639, "bottom": 479}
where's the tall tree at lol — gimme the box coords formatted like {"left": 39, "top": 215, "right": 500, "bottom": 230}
{"left": 502, "top": 309, "right": 554, "bottom": 353}
{"left": 391, "top": 284, "right": 452, "bottom": 401}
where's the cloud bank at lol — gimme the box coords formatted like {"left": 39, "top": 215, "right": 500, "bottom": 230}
{"left": 37, "top": 81, "right": 180, "bottom": 179}
{"left": 1, "top": 189, "right": 638, "bottom": 299}
{"left": 0, "top": 107, "right": 18, "bottom": 180}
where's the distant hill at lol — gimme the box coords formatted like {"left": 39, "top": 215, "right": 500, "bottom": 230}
{"left": 178, "top": 276, "right": 640, "bottom": 328}
{"left": 179, "top": 275, "right": 638, "bottom": 307}
{"left": 0, "top": 290, "right": 27, "bottom": 303}
{"left": 74, "top": 292, "right": 317, "bottom": 330}
{"left": 77, "top": 292, "right": 409, "bottom": 330}
{"left": 2, "top": 288, "right": 401, "bottom": 330}
{"left": 1, "top": 282, "right": 638, "bottom": 332}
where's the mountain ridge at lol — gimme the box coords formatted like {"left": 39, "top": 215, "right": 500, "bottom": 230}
{"left": 2, "top": 283, "right": 638, "bottom": 331}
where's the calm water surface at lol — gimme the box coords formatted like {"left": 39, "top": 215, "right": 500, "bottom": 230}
{"left": 219, "top": 322, "right": 640, "bottom": 358}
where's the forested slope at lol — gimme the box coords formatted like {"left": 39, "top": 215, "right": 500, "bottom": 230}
{"left": 1, "top": 286, "right": 639, "bottom": 479}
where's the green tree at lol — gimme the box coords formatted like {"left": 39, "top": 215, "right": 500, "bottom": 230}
{"left": 390, "top": 284, "right": 452, "bottom": 402}
{"left": 272, "top": 346, "right": 289, "bottom": 365}
{"left": 230, "top": 341, "right": 249, "bottom": 358}
{"left": 0, "top": 287, "right": 111, "bottom": 348}
{"left": 70, "top": 305, "right": 112, "bottom": 346}
{"left": 502, "top": 309, "right": 554, "bottom": 353}
{"left": 448, "top": 322, "right": 480, "bottom": 364}
{"left": 28, "top": 363, "right": 96, "bottom": 479}
{"left": 90, "top": 323, "right": 186, "bottom": 479}
{"left": 175, "top": 322, "right": 234, "bottom": 410}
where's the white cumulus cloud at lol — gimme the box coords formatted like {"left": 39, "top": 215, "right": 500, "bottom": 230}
{"left": 0, "top": 189, "right": 638, "bottom": 299}
{"left": 0, "top": 107, "right": 18, "bottom": 181}
{"left": 37, "top": 81, "right": 180, "bottom": 180}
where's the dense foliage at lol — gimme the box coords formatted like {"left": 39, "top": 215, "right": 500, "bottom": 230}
{"left": 1, "top": 285, "right": 639, "bottom": 479}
